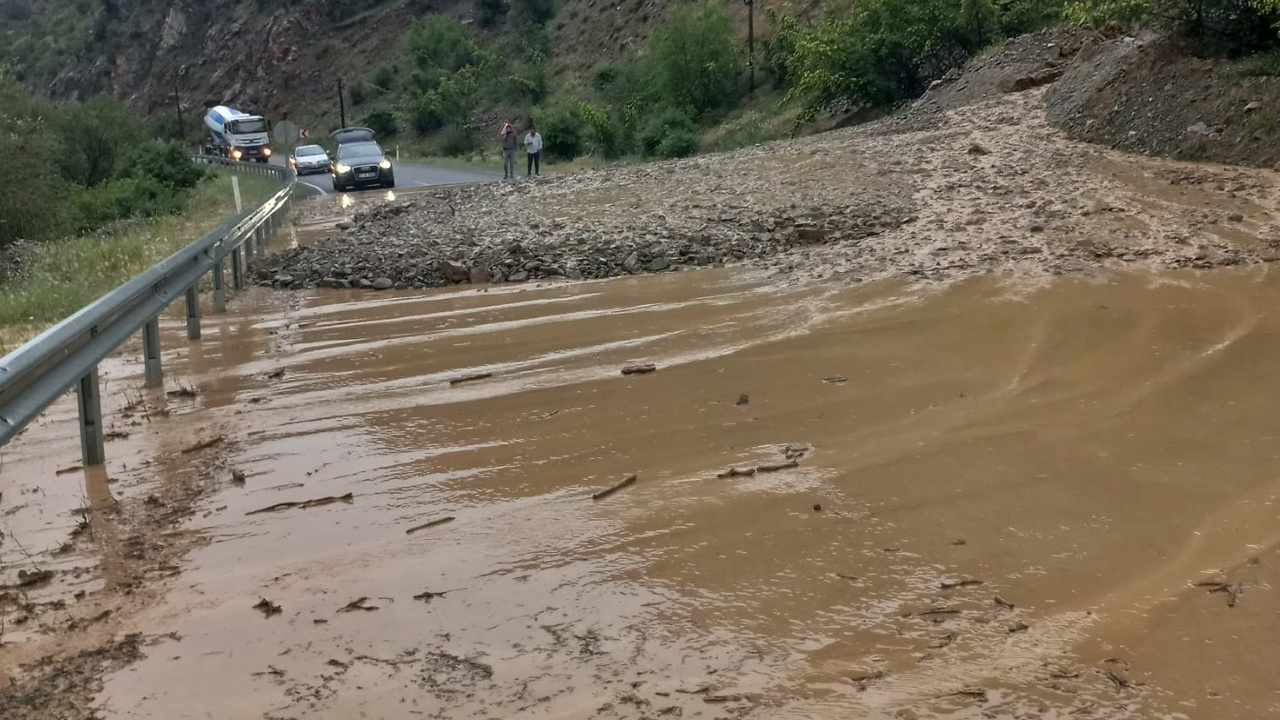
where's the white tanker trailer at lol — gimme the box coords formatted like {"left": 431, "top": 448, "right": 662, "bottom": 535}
{"left": 203, "top": 106, "right": 272, "bottom": 163}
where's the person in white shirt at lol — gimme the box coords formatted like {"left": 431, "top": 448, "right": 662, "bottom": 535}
{"left": 524, "top": 124, "right": 543, "bottom": 177}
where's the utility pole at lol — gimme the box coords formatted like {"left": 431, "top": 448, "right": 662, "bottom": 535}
{"left": 744, "top": 0, "right": 755, "bottom": 94}
{"left": 173, "top": 84, "right": 186, "bottom": 141}
{"left": 337, "top": 78, "right": 347, "bottom": 129}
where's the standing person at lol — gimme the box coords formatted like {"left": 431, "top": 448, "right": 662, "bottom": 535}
{"left": 498, "top": 120, "right": 517, "bottom": 180}
{"left": 524, "top": 124, "right": 543, "bottom": 177}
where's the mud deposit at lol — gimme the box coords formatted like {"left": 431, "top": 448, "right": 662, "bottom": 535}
{"left": 3, "top": 264, "right": 1280, "bottom": 719}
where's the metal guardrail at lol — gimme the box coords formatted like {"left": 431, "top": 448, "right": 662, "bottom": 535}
{"left": 0, "top": 155, "right": 297, "bottom": 465}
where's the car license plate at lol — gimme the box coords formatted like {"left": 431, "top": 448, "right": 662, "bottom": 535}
{"left": 357, "top": 171, "right": 375, "bottom": 179}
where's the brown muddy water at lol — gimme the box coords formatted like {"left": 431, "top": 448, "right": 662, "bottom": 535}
{"left": 2, "top": 265, "right": 1280, "bottom": 719}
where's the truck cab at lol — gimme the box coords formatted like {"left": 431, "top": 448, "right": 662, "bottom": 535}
{"left": 205, "top": 106, "right": 273, "bottom": 163}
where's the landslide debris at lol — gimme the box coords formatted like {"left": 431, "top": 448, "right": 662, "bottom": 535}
{"left": 263, "top": 77, "right": 1279, "bottom": 290}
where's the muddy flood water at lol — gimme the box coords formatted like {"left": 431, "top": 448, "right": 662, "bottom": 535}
{"left": 3, "top": 263, "right": 1280, "bottom": 719}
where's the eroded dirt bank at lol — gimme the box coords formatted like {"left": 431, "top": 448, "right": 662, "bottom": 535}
{"left": 4, "top": 266, "right": 1280, "bottom": 719}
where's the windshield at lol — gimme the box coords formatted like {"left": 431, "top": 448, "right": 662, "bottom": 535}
{"left": 295, "top": 146, "right": 326, "bottom": 157}
{"left": 230, "top": 118, "right": 267, "bottom": 134}
{"left": 337, "top": 142, "right": 383, "bottom": 159}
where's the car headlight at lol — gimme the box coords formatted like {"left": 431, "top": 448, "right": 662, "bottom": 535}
{"left": 379, "top": 159, "right": 392, "bottom": 170}
{"left": 263, "top": 147, "right": 272, "bottom": 156}
{"left": 231, "top": 149, "right": 243, "bottom": 159}
{"left": 335, "top": 163, "right": 351, "bottom": 174}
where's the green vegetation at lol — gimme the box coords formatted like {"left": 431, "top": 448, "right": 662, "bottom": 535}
{"left": 1235, "top": 46, "right": 1280, "bottom": 74}
{"left": 768, "top": 0, "right": 1064, "bottom": 122}
{"left": 0, "top": 72, "right": 210, "bottom": 249}
{"left": 0, "top": 172, "right": 278, "bottom": 339}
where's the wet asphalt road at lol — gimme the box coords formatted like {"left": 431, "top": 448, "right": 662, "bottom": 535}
{"left": 278, "top": 157, "right": 501, "bottom": 195}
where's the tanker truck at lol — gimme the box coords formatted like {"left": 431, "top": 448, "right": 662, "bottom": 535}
{"left": 203, "top": 106, "right": 272, "bottom": 163}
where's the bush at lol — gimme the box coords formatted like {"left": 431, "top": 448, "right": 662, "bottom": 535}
{"left": 0, "top": 73, "right": 71, "bottom": 246}
{"left": 436, "top": 123, "right": 478, "bottom": 156}
{"left": 72, "top": 176, "right": 183, "bottom": 232}
{"left": 369, "top": 63, "right": 398, "bottom": 92}
{"left": 533, "top": 101, "right": 586, "bottom": 159}
{"left": 772, "top": 0, "right": 1052, "bottom": 121}
{"left": 53, "top": 95, "right": 147, "bottom": 187}
{"left": 510, "top": 0, "right": 554, "bottom": 26}
{"left": 363, "top": 108, "right": 399, "bottom": 137}
{"left": 407, "top": 15, "right": 479, "bottom": 93}
{"left": 403, "top": 68, "right": 479, "bottom": 134}
{"left": 639, "top": 108, "right": 699, "bottom": 158}
{"left": 476, "top": 0, "right": 508, "bottom": 26}
{"left": 1156, "top": 0, "right": 1279, "bottom": 53}
{"left": 643, "top": 2, "right": 744, "bottom": 118}
{"left": 1236, "top": 46, "right": 1280, "bottom": 74}
{"left": 125, "top": 141, "right": 206, "bottom": 190}
{"left": 1064, "top": 0, "right": 1151, "bottom": 29}
{"left": 348, "top": 78, "right": 369, "bottom": 106}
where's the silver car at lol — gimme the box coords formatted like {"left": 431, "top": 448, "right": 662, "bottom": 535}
{"left": 289, "top": 144, "right": 331, "bottom": 175}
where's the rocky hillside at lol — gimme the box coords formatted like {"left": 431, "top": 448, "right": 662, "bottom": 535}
{"left": 0, "top": 0, "right": 790, "bottom": 131}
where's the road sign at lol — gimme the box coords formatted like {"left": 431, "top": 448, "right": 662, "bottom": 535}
{"left": 300, "top": 128, "right": 310, "bottom": 139}
{"left": 273, "top": 120, "right": 300, "bottom": 151}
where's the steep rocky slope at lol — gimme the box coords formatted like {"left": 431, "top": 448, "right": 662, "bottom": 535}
{"left": 2, "top": 0, "right": 791, "bottom": 130}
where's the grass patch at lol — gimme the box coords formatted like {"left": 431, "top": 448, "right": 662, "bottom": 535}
{"left": 1234, "top": 48, "right": 1280, "bottom": 77}
{"left": 0, "top": 171, "right": 280, "bottom": 347}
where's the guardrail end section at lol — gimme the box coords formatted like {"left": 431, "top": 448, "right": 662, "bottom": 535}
{"left": 77, "top": 367, "right": 105, "bottom": 466}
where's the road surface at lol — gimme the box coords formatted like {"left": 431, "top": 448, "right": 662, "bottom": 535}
{"left": 282, "top": 157, "right": 500, "bottom": 195}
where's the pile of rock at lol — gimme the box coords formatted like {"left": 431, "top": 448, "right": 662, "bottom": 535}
{"left": 258, "top": 156, "right": 914, "bottom": 290}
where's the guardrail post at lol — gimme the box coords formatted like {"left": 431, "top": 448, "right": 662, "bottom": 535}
{"left": 76, "top": 367, "right": 105, "bottom": 466}
{"left": 185, "top": 286, "right": 201, "bottom": 340}
{"left": 231, "top": 245, "right": 243, "bottom": 290}
{"left": 142, "top": 317, "right": 163, "bottom": 388}
{"left": 213, "top": 257, "right": 226, "bottom": 312}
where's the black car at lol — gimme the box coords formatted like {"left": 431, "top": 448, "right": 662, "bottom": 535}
{"left": 330, "top": 127, "right": 394, "bottom": 191}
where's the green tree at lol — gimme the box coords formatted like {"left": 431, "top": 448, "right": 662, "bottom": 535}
{"left": 961, "top": 0, "right": 1000, "bottom": 47}
{"left": 643, "top": 2, "right": 744, "bottom": 118}
{"left": 53, "top": 95, "right": 146, "bottom": 187}
{"left": 475, "top": 0, "right": 508, "bottom": 26}
{"left": 510, "top": 0, "right": 554, "bottom": 25}
{"left": 406, "top": 15, "right": 479, "bottom": 93}
{"left": 0, "top": 75, "right": 71, "bottom": 246}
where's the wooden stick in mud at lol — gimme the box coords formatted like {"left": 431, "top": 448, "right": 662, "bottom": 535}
{"left": 592, "top": 474, "right": 638, "bottom": 501}
{"left": 621, "top": 364, "right": 657, "bottom": 376}
{"left": 405, "top": 516, "right": 456, "bottom": 535}
{"left": 756, "top": 460, "right": 799, "bottom": 473}
{"left": 449, "top": 373, "right": 493, "bottom": 386}
{"left": 180, "top": 436, "right": 225, "bottom": 454}
{"left": 245, "top": 492, "right": 354, "bottom": 515}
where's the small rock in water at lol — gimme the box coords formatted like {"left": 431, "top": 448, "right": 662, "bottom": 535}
{"left": 823, "top": 375, "right": 848, "bottom": 384}
{"left": 736, "top": 393, "right": 750, "bottom": 406}
{"left": 440, "top": 260, "right": 470, "bottom": 283}
{"left": 372, "top": 277, "right": 394, "bottom": 290}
